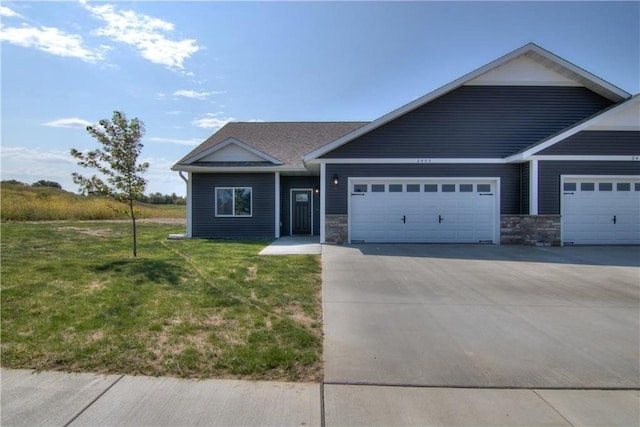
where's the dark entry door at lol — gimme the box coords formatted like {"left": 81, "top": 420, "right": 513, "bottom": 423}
{"left": 292, "top": 190, "right": 312, "bottom": 235}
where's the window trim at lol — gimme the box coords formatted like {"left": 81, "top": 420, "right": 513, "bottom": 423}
{"left": 215, "top": 186, "right": 253, "bottom": 217}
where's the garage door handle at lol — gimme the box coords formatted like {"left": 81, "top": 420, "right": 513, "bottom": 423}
{"left": 402, "top": 215, "right": 406, "bottom": 224}
{"left": 439, "top": 215, "right": 444, "bottom": 224}
{"left": 612, "top": 215, "right": 617, "bottom": 225}
{"left": 351, "top": 193, "right": 365, "bottom": 196}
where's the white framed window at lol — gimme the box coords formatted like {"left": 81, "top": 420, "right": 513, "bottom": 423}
{"left": 215, "top": 187, "right": 252, "bottom": 217}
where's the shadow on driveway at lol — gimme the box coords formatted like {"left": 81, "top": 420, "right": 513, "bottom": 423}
{"left": 354, "top": 243, "right": 640, "bottom": 267}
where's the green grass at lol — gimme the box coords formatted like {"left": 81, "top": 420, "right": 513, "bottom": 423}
{"left": 1, "top": 183, "right": 186, "bottom": 221}
{"left": 0, "top": 222, "right": 322, "bottom": 381}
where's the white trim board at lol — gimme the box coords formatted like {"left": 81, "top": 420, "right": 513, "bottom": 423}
{"left": 315, "top": 158, "right": 506, "bottom": 165}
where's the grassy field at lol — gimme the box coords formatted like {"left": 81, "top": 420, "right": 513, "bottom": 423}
{"left": 1, "top": 222, "right": 322, "bottom": 381}
{"left": 1, "top": 183, "right": 186, "bottom": 221}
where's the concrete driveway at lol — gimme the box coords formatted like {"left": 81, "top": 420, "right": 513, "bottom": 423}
{"left": 322, "top": 244, "right": 640, "bottom": 388}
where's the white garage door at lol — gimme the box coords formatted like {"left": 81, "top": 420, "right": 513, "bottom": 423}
{"left": 562, "top": 177, "right": 640, "bottom": 245}
{"left": 349, "top": 179, "right": 498, "bottom": 243}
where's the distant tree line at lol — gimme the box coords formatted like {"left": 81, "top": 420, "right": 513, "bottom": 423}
{"left": 1, "top": 180, "right": 186, "bottom": 205}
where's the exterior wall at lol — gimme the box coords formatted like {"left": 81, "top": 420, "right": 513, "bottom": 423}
{"left": 325, "top": 163, "right": 523, "bottom": 215}
{"left": 191, "top": 173, "right": 275, "bottom": 239}
{"left": 325, "top": 214, "right": 348, "bottom": 244}
{"left": 538, "top": 131, "right": 640, "bottom": 155}
{"left": 322, "top": 86, "right": 613, "bottom": 159}
{"left": 279, "top": 175, "right": 320, "bottom": 236}
{"left": 501, "top": 215, "right": 561, "bottom": 246}
{"left": 537, "top": 161, "right": 640, "bottom": 214}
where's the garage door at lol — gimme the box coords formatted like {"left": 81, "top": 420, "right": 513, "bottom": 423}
{"left": 562, "top": 177, "right": 640, "bottom": 245}
{"left": 349, "top": 179, "right": 498, "bottom": 243}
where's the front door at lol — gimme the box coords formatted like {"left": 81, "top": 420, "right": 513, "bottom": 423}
{"left": 292, "top": 190, "right": 312, "bottom": 235}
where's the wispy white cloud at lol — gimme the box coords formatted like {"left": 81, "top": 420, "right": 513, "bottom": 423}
{"left": 0, "top": 6, "right": 22, "bottom": 18}
{"left": 165, "top": 110, "right": 181, "bottom": 115}
{"left": 1, "top": 146, "right": 75, "bottom": 164}
{"left": 173, "top": 90, "right": 210, "bottom": 100}
{"left": 0, "top": 25, "right": 103, "bottom": 62}
{"left": 192, "top": 113, "right": 235, "bottom": 130}
{"left": 148, "top": 137, "right": 201, "bottom": 146}
{"left": 42, "top": 117, "right": 93, "bottom": 128}
{"left": 83, "top": 2, "right": 200, "bottom": 70}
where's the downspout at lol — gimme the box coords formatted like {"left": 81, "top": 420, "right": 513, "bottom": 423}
{"left": 178, "top": 171, "right": 192, "bottom": 238}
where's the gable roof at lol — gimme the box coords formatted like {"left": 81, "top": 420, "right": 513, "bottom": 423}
{"left": 173, "top": 122, "right": 367, "bottom": 171}
{"left": 303, "top": 43, "right": 631, "bottom": 162}
{"left": 506, "top": 94, "right": 640, "bottom": 161}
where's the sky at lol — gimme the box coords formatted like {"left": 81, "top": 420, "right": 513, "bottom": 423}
{"left": 1, "top": 1, "right": 639, "bottom": 197}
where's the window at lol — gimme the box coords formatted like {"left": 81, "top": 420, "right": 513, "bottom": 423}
{"left": 389, "top": 184, "right": 403, "bottom": 192}
{"left": 442, "top": 184, "right": 456, "bottom": 192}
{"left": 354, "top": 184, "right": 368, "bottom": 193}
{"left": 372, "top": 184, "right": 385, "bottom": 192}
{"left": 460, "top": 184, "right": 473, "bottom": 192}
{"left": 407, "top": 184, "right": 420, "bottom": 192}
{"left": 580, "top": 183, "right": 594, "bottom": 191}
{"left": 635, "top": 183, "right": 640, "bottom": 191}
{"left": 563, "top": 183, "right": 577, "bottom": 192}
{"left": 216, "top": 187, "right": 252, "bottom": 217}
{"left": 477, "top": 184, "right": 491, "bottom": 192}
{"left": 599, "top": 183, "right": 612, "bottom": 191}
{"left": 617, "top": 183, "right": 631, "bottom": 191}
{"left": 424, "top": 184, "right": 438, "bottom": 192}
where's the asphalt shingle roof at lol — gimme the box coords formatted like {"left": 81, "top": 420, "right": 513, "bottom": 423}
{"left": 175, "top": 122, "right": 368, "bottom": 168}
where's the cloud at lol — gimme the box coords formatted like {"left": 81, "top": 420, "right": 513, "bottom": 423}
{"left": 148, "top": 137, "right": 201, "bottom": 146}
{"left": 84, "top": 3, "right": 199, "bottom": 69}
{"left": 173, "top": 90, "right": 210, "bottom": 100}
{"left": 192, "top": 113, "right": 235, "bottom": 130}
{"left": 0, "top": 6, "right": 22, "bottom": 18}
{"left": 1, "top": 146, "right": 75, "bottom": 164}
{"left": 43, "top": 118, "right": 93, "bottom": 128}
{"left": 165, "top": 110, "right": 181, "bottom": 115}
{"left": 0, "top": 25, "right": 103, "bottom": 62}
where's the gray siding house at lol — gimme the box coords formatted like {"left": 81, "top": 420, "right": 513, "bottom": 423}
{"left": 172, "top": 43, "right": 640, "bottom": 246}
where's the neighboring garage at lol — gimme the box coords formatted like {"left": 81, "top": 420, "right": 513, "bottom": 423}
{"left": 348, "top": 178, "right": 499, "bottom": 244}
{"left": 562, "top": 176, "right": 640, "bottom": 245}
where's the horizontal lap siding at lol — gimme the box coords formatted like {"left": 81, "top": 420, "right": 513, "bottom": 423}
{"left": 280, "top": 176, "right": 320, "bottom": 236}
{"left": 521, "top": 163, "right": 530, "bottom": 214}
{"left": 538, "top": 131, "right": 640, "bottom": 155}
{"left": 322, "top": 86, "right": 612, "bottom": 159}
{"left": 192, "top": 173, "right": 275, "bottom": 238}
{"left": 325, "top": 164, "right": 522, "bottom": 215}
{"left": 538, "top": 161, "right": 640, "bottom": 214}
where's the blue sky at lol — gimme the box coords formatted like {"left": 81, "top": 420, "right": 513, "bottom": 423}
{"left": 1, "top": 1, "right": 638, "bottom": 196}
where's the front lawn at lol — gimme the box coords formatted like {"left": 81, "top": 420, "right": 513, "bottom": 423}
{"left": 0, "top": 222, "right": 322, "bottom": 381}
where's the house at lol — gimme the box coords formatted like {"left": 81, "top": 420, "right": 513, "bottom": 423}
{"left": 172, "top": 43, "right": 640, "bottom": 246}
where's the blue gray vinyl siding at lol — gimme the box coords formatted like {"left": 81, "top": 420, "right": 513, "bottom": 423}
{"left": 537, "top": 131, "right": 640, "bottom": 155}
{"left": 325, "top": 164, "right": 522, "bottom": 215}
{"left": 192, "top": 173, "right": 275, "bottom": 238}
{"left": 280, "top": 175, "right": 320, "bottom": 236}
{"left": 521, "top": 162, "right": 530, "bottom": 214}
{"left": 322, "top": 86, "right": 613, "bottom": 159}
{"left": 538, "top": 161, "right": 640, "bottom": 214}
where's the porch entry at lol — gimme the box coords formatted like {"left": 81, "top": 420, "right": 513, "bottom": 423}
{"left": 291, "top": 189, "right": 313, "bottom": 235}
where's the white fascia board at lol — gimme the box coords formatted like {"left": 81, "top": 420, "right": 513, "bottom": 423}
{"left": 172, "top": 165, "right": 307, "bottom": 173}
{"left": 303, "top": 43, "right": 630, "bottom": 162}
{"left": 317, "top": 158, "right": 506, "bottom": 164}
{"left": 529, "top": 155, "right": 640, "bottom": 161}
{"left": 185, "top": 137, "right": 283, "bottom": 165}
{"left": 506, "top": 95, "right": 640, "bottom": 162}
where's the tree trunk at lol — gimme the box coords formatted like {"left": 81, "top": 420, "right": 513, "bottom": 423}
{"left": 130, "top": 199, "right": 137, "bottom": 257}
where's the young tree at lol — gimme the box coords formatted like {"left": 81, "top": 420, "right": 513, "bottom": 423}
{"left": 71, "top": 111, "right": 148, "bottom": 257}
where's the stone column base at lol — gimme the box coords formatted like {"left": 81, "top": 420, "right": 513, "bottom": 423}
{"left": 501, "top": 215, "right": 561, "bottom": 246}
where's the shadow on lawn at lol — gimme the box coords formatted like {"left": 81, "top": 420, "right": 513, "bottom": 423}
{"left": 92, "top": 259, "right": 185, "bottom": 286}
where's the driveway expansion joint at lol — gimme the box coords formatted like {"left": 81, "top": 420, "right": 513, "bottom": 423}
{"left": 532, "top": 389, "right": 577, "bottom": 427}
{"left": 64, "top": 374, "right": 124, "bottom": 427}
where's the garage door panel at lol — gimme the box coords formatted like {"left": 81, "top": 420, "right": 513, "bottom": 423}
{"left": 562, "top": 177, "right": 640, "bottom": 245}
{"left": 350, "top": 180, "right": 497, "bottom": 243}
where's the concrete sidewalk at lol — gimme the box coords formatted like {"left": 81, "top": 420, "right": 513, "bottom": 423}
{"left": 259, "top": 236, "right": 321, "bottom": 255}
{"left": 2, "top": 369, "right": 638, "bottom": 426}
